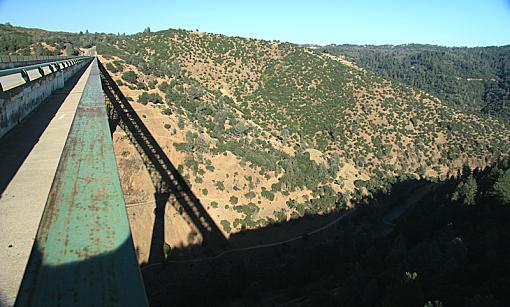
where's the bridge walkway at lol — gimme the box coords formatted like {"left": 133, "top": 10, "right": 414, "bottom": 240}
{"left": 1, "top": 57, "right": 147, "bottom": 306}
{"left": 0, "top": 61, "right": 93, "bottom": 306}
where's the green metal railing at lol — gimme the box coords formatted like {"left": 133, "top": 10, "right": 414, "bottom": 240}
{"left": 0, "top": 56, "right": 92, "bottom": 92}
{"left": 15, "top": 58, "right": 148, "bottom": 306}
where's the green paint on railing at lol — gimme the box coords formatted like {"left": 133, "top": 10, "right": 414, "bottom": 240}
{"left": 0, "top": 56, "right": 92, "bottom": 77}
{"left": 15, "top": 58, "right": 148, "bottom": 307}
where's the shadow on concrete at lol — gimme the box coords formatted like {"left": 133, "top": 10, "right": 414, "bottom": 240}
{"left": 98, "top": 61, "right": 227, "bottom": 265}
{"left": 0, "top": 63, "right": 89, "bottom": 196}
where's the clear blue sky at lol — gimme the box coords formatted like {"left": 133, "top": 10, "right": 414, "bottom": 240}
{"left": 0, "top": 0, "right": 509, "bottom": 46}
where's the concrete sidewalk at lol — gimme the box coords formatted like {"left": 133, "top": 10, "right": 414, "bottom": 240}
{"left": 0, "top": 61, "right": 93, "bottom": 307}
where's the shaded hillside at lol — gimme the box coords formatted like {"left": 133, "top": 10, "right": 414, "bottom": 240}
{"left": 145, "top": 159, "right": 510, "bottom": 307}
{"left": 321, "top": 44, "right": 510, "bottom": 121}
{"left": 94, "top": 28, "right": 510, "bottom": 231}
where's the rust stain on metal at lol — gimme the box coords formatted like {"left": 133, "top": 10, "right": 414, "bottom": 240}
{"left": 15, "top": 58, "right": 148, "bottom": 306}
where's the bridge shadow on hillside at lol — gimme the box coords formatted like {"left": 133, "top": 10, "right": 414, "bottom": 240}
{"left": 0, "top": 63, "right": 89, "bottom": 196}
{"left": 147, "top": 193, "right": 510, "bottom": 307}
{"left": 141, "top": 178, "right": 445, "bottom": 306}
{"left": 98, "top": 61, "right": 227, "bottom": 266}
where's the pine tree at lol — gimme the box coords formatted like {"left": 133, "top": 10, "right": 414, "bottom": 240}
{"left": 452, "top": 175, "right": 477, "bottom": 205}
{"left": 492, "top": 169, "right": 510, "bottom": 205}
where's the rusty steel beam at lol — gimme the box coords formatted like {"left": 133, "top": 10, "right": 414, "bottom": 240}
{"left": 15, "top": 58, "right": 148, "bottom": 307}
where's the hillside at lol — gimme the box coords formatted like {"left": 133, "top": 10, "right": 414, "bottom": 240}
{"left": 147, "top": 159, "right": 510, "bottom": 306}
{"left": 321, "top": 44, "right": 510, "bottom": 121}
{"left": 2, "top": 24, "right": 509, "bottom": 246}
{"left": 93, "top": 29, "right": 510, "bottom": 236}
{"left": 0, "top": 23, "right": 106, "bottom": 56}
{"left": 2, "top": 24, "right": 510, "bottom": 306}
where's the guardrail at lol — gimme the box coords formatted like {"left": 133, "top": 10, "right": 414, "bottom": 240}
{"left": 0, "top": 55, "right": 77, "bottom": 63}
{"left": 15, "top": 58, "right": 148, "bottom": 306}
{"left": 0, "top": 56, "right": 93, "bottom": 139}
{"left": 0, "top": 56, "right": 92, "bottom": 92}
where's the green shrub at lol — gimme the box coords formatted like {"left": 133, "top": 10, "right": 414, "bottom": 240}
{"left": 105, "top": 62, "right": 119, "bottom": 73}
{"left": 177, "top": 117, "right": 185, "bottom": 129}
{"left": 220, "top": 220, "right": 231, "bottom": 233}
{"left": 136, "top": 82, "right": 148, "bottom": 90}
{"left": 121, "top": 70, "right": 138, "bottom": 84}
{"left": 261, "top": 189, "right": 275, "bottom": 201}
{"left": 245, "top": 191, "right": 256, "bottom": 200}
{"left": 163, "top": 243, "right": 171, "bottom": 257}
{"left": 215, "top": 181, "right": 225, "bottom": 191}
{"left": 138, "top": 92, "right": 163, "bottom": 104}
{"left": 148, "top": 79, "right": 158, "bottom": 89}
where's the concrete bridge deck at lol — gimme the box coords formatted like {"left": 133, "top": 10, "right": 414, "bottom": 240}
{"left": 0, "top": 60, "right": 93, "bottom": 306}
{"left": 0, "top": 57, "right": 146, "bottom": 307}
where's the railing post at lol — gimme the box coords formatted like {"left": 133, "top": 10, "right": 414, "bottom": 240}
{"left": 20, "top": 70, "right": 30, "bottom": 83}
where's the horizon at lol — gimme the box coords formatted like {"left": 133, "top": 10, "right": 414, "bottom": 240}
{"left": 1, "top": 0, "right": 509, "bottom": 47}
{"left": 4, "top": 22, "right": 510, "bottom": 49}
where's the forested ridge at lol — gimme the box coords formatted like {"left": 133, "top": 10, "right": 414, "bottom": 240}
{"left": 321, "top": 44, "right": 510, "bottom": 121}
{"left": 0, "top": 23, "right": 106, "bottom": 56}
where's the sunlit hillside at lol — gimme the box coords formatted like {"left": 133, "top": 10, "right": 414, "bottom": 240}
{"left": 94, "top": 28, "right": 510, "bottom": 234}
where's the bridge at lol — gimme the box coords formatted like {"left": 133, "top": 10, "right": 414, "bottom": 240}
{"left": 0, "top": 52, "right": 366, "bottom": 306}
{"left": 0, "top": 56, "right": 149, "bottom": 306}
